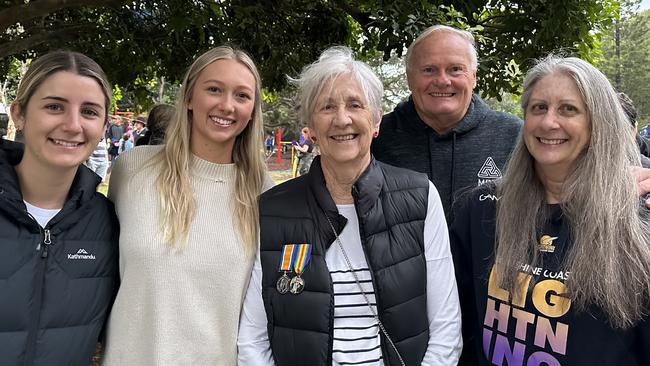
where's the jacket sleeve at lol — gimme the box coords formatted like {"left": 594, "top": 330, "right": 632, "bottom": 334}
{"left": 449, "top": 191, "right": 481, "bottom": 366}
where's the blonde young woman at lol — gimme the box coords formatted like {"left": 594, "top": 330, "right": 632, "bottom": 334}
{"left": 103, "top": 46, "right": 272, "bottom": 365}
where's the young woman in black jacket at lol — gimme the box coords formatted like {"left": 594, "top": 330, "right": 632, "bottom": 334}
{"left": 0, "top": 51, "right": 119, "bottom": 366}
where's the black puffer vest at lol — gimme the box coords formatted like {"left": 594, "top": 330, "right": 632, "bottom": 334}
{"left": 259, "top": 156, "right": 430, "bottom": 365}
{"left": 0, "top": 140, "right": 119, "bottom": 366}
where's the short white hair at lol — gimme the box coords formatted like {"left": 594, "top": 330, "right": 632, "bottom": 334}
{"left": 290, "top": 46, "right": 384, "bottom": 126}
{"left": 405, "top": 25, "right": 478, "bottom": 72}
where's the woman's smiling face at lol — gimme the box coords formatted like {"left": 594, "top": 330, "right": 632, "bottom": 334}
{"left": 310, "top": 74, "right": 377, "bottom": 169}
{"left": 523, "top": 71, "right": 591, "bottom": 178}
{"left": 188, "top": 58, "right": 256, "bottom": 162}
{"left": 12, "top": 71, "right": 106, "bottom": 171}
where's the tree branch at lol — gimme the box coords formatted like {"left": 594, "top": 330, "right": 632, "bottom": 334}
{"left": 330, "top": 0, "right": 371, "bottom": 28}
{"left": 0, "top": 0, "right": 128, "bottom": 33}
{"left": 0, "top": 24, "right": 96, "bottom": 59}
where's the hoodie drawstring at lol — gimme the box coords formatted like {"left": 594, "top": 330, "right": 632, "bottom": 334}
{"left": 450, "top": 132, "right": 457, "bottom": 210}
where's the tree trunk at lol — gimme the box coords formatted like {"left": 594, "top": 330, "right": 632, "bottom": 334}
{"left": 615, "top": 17, "right": 621, "bottom": 90}
{"left": 157, "top": 76, "right": 165, "bottom": 104}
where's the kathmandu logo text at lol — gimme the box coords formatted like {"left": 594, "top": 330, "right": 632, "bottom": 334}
{"left": 68, "top": 248, "right": 96, "bottom": 260}
{"left": 477, "top": 157, "right": 502, "bottom": 185}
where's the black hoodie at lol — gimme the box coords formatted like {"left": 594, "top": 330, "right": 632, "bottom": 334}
{"left": 372, "top": 94, "right": 522, "bottom": 222}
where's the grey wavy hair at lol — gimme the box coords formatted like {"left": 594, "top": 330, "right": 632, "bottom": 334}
{"left": 404, "top": 25, "right": 478, "bottom": 72}
{"left": 291, "top": 46, "right": 383, "bottom": 126}
{"left": 495, "top": 54, "right": 650, "bottom": 328}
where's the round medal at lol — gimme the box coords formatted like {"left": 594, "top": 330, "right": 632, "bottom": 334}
{"left": 276, "top": 274, "right": 290, "bottom": 294}
{"left": 289, "top": 276, "right": 305, "bottom": 295}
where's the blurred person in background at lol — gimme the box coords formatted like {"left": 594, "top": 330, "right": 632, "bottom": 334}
{"left": 618, "top": 92, "right": 650, "bottom": 160}
{"left": 84, "top": 136, "right": 109, "bottom": 181}
{"left": 135, "top": 103, "right": 175, "bottom": 146}
{"left": 293, "top": 126, "right": 314, "bottom": 176}
{"left": 106, "top": 115, "right": 124, "bottom": 161}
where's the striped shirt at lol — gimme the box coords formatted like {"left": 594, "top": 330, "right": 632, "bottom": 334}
{"left": 237, "top": 181, "right": 463, "bottom": 365}
{"left": 327, "top": 204, "right": 384, "bottom": 366}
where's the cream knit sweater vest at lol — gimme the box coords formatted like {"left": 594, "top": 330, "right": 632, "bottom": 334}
{"left": 103, "top": 146, "right": 269, "bottom": 365}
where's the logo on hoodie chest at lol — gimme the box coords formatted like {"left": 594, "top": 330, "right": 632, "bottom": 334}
{"left": 477, "top": 156, "right": 502, "bottom": 186}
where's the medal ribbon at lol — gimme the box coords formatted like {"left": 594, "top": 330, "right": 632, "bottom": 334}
{"left": 292, "top": 244, "right": 312, "bottom": 276}
{"left": 278, "top": 244, "right": 298, "bottom": 272}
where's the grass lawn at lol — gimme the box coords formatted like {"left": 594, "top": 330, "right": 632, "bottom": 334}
{"left": 98, "top": 181, "right": 109, "bottom": 196}
{"left": 269, "top": 169, "right": 294, "bottom": 185}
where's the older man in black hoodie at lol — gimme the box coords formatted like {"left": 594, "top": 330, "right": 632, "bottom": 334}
{"left": 372, "top": 25, "right": 522, "bottom": 221}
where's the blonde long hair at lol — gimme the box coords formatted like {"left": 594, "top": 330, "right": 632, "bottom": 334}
{"left": 155, "top": 46, "right": 266, "bottom": 256}
{"left": 495, "top": 55, "right": 650, "bottom": 328}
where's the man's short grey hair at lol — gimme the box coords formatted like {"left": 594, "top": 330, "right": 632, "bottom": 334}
{"left": 405, "top": 25, "right": 478, "bottom": 72}
{"left": 291, "top": 46, "right": 384, "bottom": 126}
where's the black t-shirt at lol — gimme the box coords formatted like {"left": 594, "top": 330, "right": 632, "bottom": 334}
{"left": 303, "top": 139, "right": 314, "bottom": 154}
{"left": 450, "top": 185, "right": 650, "bottom": 366}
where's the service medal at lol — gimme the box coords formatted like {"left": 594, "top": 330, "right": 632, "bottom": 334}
{"left": 277, "top": 244, "right": 299, "bottom": 294}
{"left": 276, "top": 273, "right": 291, "bottom": 294}
{"left": 289, "top": 276, "right": 305, "bottom": 294}
{"left": 289, "top": 244, "right": 312, "bottom": 295}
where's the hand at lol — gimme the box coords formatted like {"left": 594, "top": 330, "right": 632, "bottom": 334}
{"left": 631, "top": 166, "right": 650, "bottom": 208}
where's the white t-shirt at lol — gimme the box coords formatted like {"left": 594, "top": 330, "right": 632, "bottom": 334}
{"left": 238, "top": 181, "right": 462, "bottom": 365}
{"left": 24, "top": 201, "right": 60, "bottom": 228}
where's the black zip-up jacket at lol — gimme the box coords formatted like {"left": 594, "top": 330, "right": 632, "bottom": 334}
{"left": 450, "top": 184, "right": 650, "bottom": 366}
{"left": 372, "top": 95, "right": 522, "bottom": 222}
{"left": 259, "top": 156, "right": 430, "bottom": 365}
{"left": 0, "top": 139, "right": 119, "bottom": 366}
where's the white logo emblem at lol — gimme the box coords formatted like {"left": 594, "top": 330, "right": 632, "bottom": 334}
{"left": 68, "top": 248, "right": 96, "bottom": 260}
{"left": 479, "top": 194, "right": 500, "bottom": 201}
{"left": 477, "top": 157, "right": 502, "bottom": 179}
{"left": 477, "top": 157, "right": 502, "bottom": 186}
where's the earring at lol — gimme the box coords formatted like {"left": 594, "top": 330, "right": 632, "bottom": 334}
{"left": 373, "top": 131, "right": 379, "bottom": 138}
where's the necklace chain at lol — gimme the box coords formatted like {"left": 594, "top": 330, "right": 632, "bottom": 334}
{"left": 324, "top": 214, "right": 406, "bottom": 366}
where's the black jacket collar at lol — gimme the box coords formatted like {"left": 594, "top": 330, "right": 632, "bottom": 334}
{"left": 0, "top": 139, "right": 101, "bottom": 231}
{"left": 305, "top": 155, "right": 383, "bottom": 236}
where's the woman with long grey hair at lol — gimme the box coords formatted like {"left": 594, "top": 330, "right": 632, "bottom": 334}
{"left": 451, "top": 55, "right": 650, "bottom": 365}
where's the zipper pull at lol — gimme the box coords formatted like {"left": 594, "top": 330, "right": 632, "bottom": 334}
{"left": 41, "top": 229, "right": 52, "bottom": 258}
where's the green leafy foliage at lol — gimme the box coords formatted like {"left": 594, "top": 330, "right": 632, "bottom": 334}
{"left": 0, "top": 0, "right": 619, "bottom": 110}
{"left": 599, "top": 5, "right": 650, "bottom": 126}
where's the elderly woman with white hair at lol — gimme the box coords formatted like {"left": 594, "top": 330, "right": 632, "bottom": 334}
{"left": 451, "top": 55, "right": 650, "bottom": 366}
{"left": 238, "top": 47, "right": 462, "bottom": 365}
